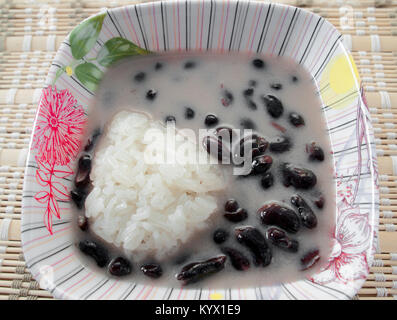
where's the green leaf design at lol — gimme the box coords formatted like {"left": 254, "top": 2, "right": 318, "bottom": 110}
{"left": 97, "top": 37, "right": 150, "bottom": 67}
{"left": 53, "top": 66, "right": 65, "bottom": 84}
{"left": 74, "top": 62, "right": 103, "bottom": 92}
{"left": 69, "top": 13, "right": 106, "bottom": 60}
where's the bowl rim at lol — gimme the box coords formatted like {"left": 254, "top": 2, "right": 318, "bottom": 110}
{"left": 21, "top": 0, "right": 379, "bottom": 300}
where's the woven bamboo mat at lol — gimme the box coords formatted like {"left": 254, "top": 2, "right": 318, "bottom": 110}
{"left": 0, "top": 0, "right": 397, "bottom": 300}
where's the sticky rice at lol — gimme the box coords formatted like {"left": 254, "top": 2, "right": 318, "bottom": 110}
{"left": 85, "top": 111, "right": 225, "bottom": 259}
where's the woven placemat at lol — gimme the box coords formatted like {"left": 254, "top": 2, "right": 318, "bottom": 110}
{"left": 0, "top": 0, "right": 397, "bottom": 300}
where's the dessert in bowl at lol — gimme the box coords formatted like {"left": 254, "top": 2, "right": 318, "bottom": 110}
{"left": 22, "top": 0, "right": 378, "bottom": 300}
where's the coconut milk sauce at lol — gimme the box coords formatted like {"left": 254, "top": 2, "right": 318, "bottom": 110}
{"left": 75, "top": 53, "right": 336, "bottom": 288}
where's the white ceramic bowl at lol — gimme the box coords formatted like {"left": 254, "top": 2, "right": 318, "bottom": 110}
{"left": 22, "top": 0, "right": 378, "bottom": 300}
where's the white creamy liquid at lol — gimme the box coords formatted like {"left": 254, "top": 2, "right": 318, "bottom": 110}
{"left": 76, "top": 52, "right": 336, "bottom": 289}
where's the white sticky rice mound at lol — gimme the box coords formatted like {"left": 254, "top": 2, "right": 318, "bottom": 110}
{"left": 85, "top": 111, "right": 225, "bottom": 259}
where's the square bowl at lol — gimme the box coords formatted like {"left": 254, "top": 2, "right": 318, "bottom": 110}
{"left": 22, "top": 0, "right": 378, "bottom": 300}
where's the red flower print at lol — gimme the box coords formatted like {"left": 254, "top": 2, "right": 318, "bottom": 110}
{"left": 33, "top": 85, "right": 85, "bottom": 166}
{"left": 312, "top": 208, "right": 371, "bottom": 284}
{"left": 32, "top": 86, "right": 86, "bottom": 234}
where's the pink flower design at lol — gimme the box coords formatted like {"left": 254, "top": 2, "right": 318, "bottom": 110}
{"left": 335, "top": 170, "right": 360, "bottom": 209}
{"left": 33, "top": 86, "right": 85, "bottom": 166}
{"left": 312, "top": 208, "right": 371, "bottom": 284}
{"left": 32, "top": 86, "right": 86, "bottom": 234}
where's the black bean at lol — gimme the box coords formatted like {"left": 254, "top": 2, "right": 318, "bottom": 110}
{"left": 224, "top": 90, "right": 234, "bottom": 101}
{"left": 262, "top": 95, "right": 284, "bottom": 118}
{"left": 78, "top": 240, "right": 109, "bottom": 268}
{"left": 213, "top": 228, "right": 229, "bottom": 244}
{"left": 184, "top": 107, "right": 195, "bottom": 119}
{"left": 258, "top": 203, "right": 301, "bottom": 234}
{"left": 252, "top": 155, "right": 272, "bottom": 174}
{"left": 306, "top": 142, "right": 325, "bottom": 162}
{"left": 255, "top": 135, "right": 269, "bottom": 154}
{"left": 221, "top": 89, "right": 234, "bottom": 107}
{"left": 249, "top": 80, "right": 258, "bottom": 87}
{"left": 204, "top": 114, "right": 219, "bottom": 127}
{"left": 301, "top": 249, "right": 320, "bottom": 271}
{"left": 176, "top": 255, "right": 227, "bottom": 284}
{"left": 141, "top": 263, "right": 163, "bottom": 278}
{"left": 221, "top": 247, "right": 250, "bottom": 271}
{"left": 243, "top": 88, "right": 254, "bottom": 97}
{"left": 224, "top": 208, "right": 248, "bottom": 223}
{"left": 203, "top": 135, "right": 230, "bottom": 162}
{"left": 266, "top": 227, "right": 299, "bottom": 253}
{"left": 74, "top": 174, "right": 91, "bottom": 191}
{"left": 134, "top": 72, "right": 146, "bottom": 82}
{"left": 108, "top": 257, "right": 132, "bottom": 276}
{"left": 71, "top": 188, "right": 87, "bottom": 210}
{"left": 75, "top": 156, "right": 92, "bottom": 189}
{"left": 91, "top": 127, "right": 102, "bottom": 139}
{"left": 289, "top": 112, "right": 305, "bottom": 127}
{"left": 184, "top": 61, "right": 196, "bottom": 69}
{"left": 245, "top": 98, "right": 258, "bottom": 110}
{"left": 215, "top": 127, "right": 235, "bottom": 143}
{"left": 281, "top": 162, "right": 317, "bottom": 189}
{"left": 146, "top": 89, "right": 157, "bottom": 100}
{"left": 260, "top": 172, "right": 274, "bottom": 189}
{"left": 252, "top": 59, "right": 266, "bottom": 69}
{"left": 314, "top": 194, "right": 325, "bottom": 209}
{"left": 269, "top": 136, "right": 291, "bottom": 153}
{"left": 240, "top": 118, "right": 256, "bottom": 130}
{"left": 225, "top": 199, "right": 239, "bottom": 212}
{"left": 77, "top": 216, "right": 88, "bottom": 231}
{"left": 165, "top": 115, "right": 176, "bottom": 124}
{"left": 154, "top": 62, "right": 163, "bottom": 70}
{"left": 270, "top": 83, "right": 282, "bottom": 90}
{"left": 84, "top": 128, "right": 102, "bottom": 152}
{"left": 290, "top": 194, "right": 318, "bottom": 229}
{"left": 234, "top": 134, "right": 268, "bottom": 166}
{"left": 234, "top": 226, "right": 272, "bottom": 267}
{"left": 78, "top": 154, "right": 91, "bottom": 171}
